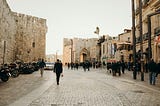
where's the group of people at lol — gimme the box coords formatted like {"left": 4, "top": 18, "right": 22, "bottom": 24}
{"left": 108, "top": 61, "right": 126, "bottom": 76}
{"left": 67, "top": 62, "right": 79, "bottom": 70}
{"left": 130, "top": 59, "right": 160, "bottom": 85}
{"left": 107, "top": 59, "right": 160, "bottom": 85}
{"left": 37, "top": 58, "right": 160, "bottom": 86}
{"left": 37, "top": 58, "right": 63, "bottom": 85}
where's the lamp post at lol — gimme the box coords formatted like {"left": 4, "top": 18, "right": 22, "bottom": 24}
{"left": 131, "top": 0, "right": 137, "bottom": 79}
{"left": 70, "top": 39, "right": 73, "bottom": 63}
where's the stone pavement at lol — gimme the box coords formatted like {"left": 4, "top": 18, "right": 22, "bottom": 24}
{"left": 24, "top": 68, "right": 160, "bottom": 105}
{"left": 0, "top": 70, "right": 55, "bottom": 106}
{"left": 2, "top": 67, "right": 160, "bottom": 106}
{"left": 97, "top": 67, "right": 160, "bottom": 92}
{"left": 103, "top": 68, "right": 160, "bottom": 89}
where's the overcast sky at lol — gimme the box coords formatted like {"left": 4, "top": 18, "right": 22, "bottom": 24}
{"left": 7, "top": 0, "right": 132, "bottom": 55}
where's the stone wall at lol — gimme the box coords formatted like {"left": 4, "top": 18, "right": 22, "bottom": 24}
{"left": 0, "top": 0, "right": 47, "bottom": 63}
{"left": 63, "top": 38, "right": 98, "bottom": 64}
{"left": 0, "top": 0, "right": 17, "bottom": 64}
{"left": 13, "top": 12, "right": 47, "bottom": 62}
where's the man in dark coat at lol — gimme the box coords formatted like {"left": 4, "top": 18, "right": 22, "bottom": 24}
{"left": 148, "top": 59, "right": 157, "bottom": 85}
{"left": 111, "top": 62, "right": 117, "bottom": 76}
{"left": 54, "top": 59, "right": 63, "bottom": 85}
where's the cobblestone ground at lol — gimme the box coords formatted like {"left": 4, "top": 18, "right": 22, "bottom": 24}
{"left": 0, "top": 70, "right": 54, "bottom": 106}
{"left": 28, "top": 68, "right": 160, "bottom": 106}
{"left": 1, "top": 67, "right": 160, "bottom": 106}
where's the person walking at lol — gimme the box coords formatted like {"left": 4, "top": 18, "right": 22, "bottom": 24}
{"left": 54, "top": 59, "right": 63, "bottom": 85}
{"left": 67, "top": 63, "right": 70, "bottom": 69}
{"left": 148, "top": 59, "right": 157, "bottom": 85}
{"left": 38, "top": 59, "right": 46, "bottom": 77}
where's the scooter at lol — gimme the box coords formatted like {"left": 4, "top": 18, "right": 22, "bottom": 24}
{"left": 0, "top": 64, "right": 11, "bottom": 82}
{"left": 9, "top": 63, "right": 19, "bottom": 78}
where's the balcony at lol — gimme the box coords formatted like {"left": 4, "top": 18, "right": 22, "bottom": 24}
{"left": 117, "top": 42, "right": 132, "bottom": 51}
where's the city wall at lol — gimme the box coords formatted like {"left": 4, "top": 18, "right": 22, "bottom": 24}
{"left": 0, "top": 0, "right": 17, "bottom": 64}
{"left": 13, "top": 12, "right": 47, "bottom": 62}
{"left": 0, "top": 0, "right": 47, "bottom": 63}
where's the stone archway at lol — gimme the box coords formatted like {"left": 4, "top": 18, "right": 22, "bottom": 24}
{"left": 80, "top": 48, "right": 89, "bottom": 63}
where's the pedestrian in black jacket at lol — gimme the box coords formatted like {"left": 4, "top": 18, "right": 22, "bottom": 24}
{"left": 148, "top": 59, "right": 157, "bottom": 85}
{"left": 54, "top": 59, "right": 63, "bottom": 85}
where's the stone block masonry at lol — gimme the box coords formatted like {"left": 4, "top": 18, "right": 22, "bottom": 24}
{"left": 13, "top": 12, "right": 47, "bottom": 62}
{"left": 0, "top": 0, "right": 47, "bottom": 63}
{"left": 0, "top": 0, "right": 17, "bottom": 64}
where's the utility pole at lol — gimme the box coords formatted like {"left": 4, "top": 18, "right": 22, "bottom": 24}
{"left": 131, "top": 0, "right": 137, "bottom": 79}
{"left": 139, "top": 0, "right": 144, "bottom": 81}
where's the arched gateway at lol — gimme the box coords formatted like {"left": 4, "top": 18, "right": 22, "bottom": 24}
{"left": 80, "top": 48, "right": 89, "bottom": 63}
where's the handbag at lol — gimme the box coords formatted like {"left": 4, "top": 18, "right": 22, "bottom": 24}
{"left": 61, "top": 73, "right": 63, "bottom": 77}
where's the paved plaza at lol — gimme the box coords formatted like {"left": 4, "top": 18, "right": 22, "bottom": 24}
{"left": 0, "top": 67, "right": 160, "bottom": 106}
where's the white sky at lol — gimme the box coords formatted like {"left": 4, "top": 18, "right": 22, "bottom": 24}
{"left": 7, "top": 0, "right": 132, "bottom": 55}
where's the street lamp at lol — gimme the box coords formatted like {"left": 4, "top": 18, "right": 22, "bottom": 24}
{"left": 70, "top": 39, "right": 73, "bottom": 63}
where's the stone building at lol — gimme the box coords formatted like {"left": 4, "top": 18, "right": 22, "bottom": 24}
{"left": 63, "top": 37, "right": 98, "bottom": 65}
{"left": 116, "top": 29, "right": 132, "bottom": 62}
{"left": 0, "top": 0, "right": 17, "bottom": 64}
{"left": 101, "top": 35, "right": 119, "bottom": 63}
{"left": 0, "top": 0, "right": 47, "bottom": 64}
{"left": 135, "top": 0, "right": 160, "bottom": 63}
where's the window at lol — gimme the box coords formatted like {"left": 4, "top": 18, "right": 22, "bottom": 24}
{"left": 32, "top": 42, "right": 35, "bottom": 48}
